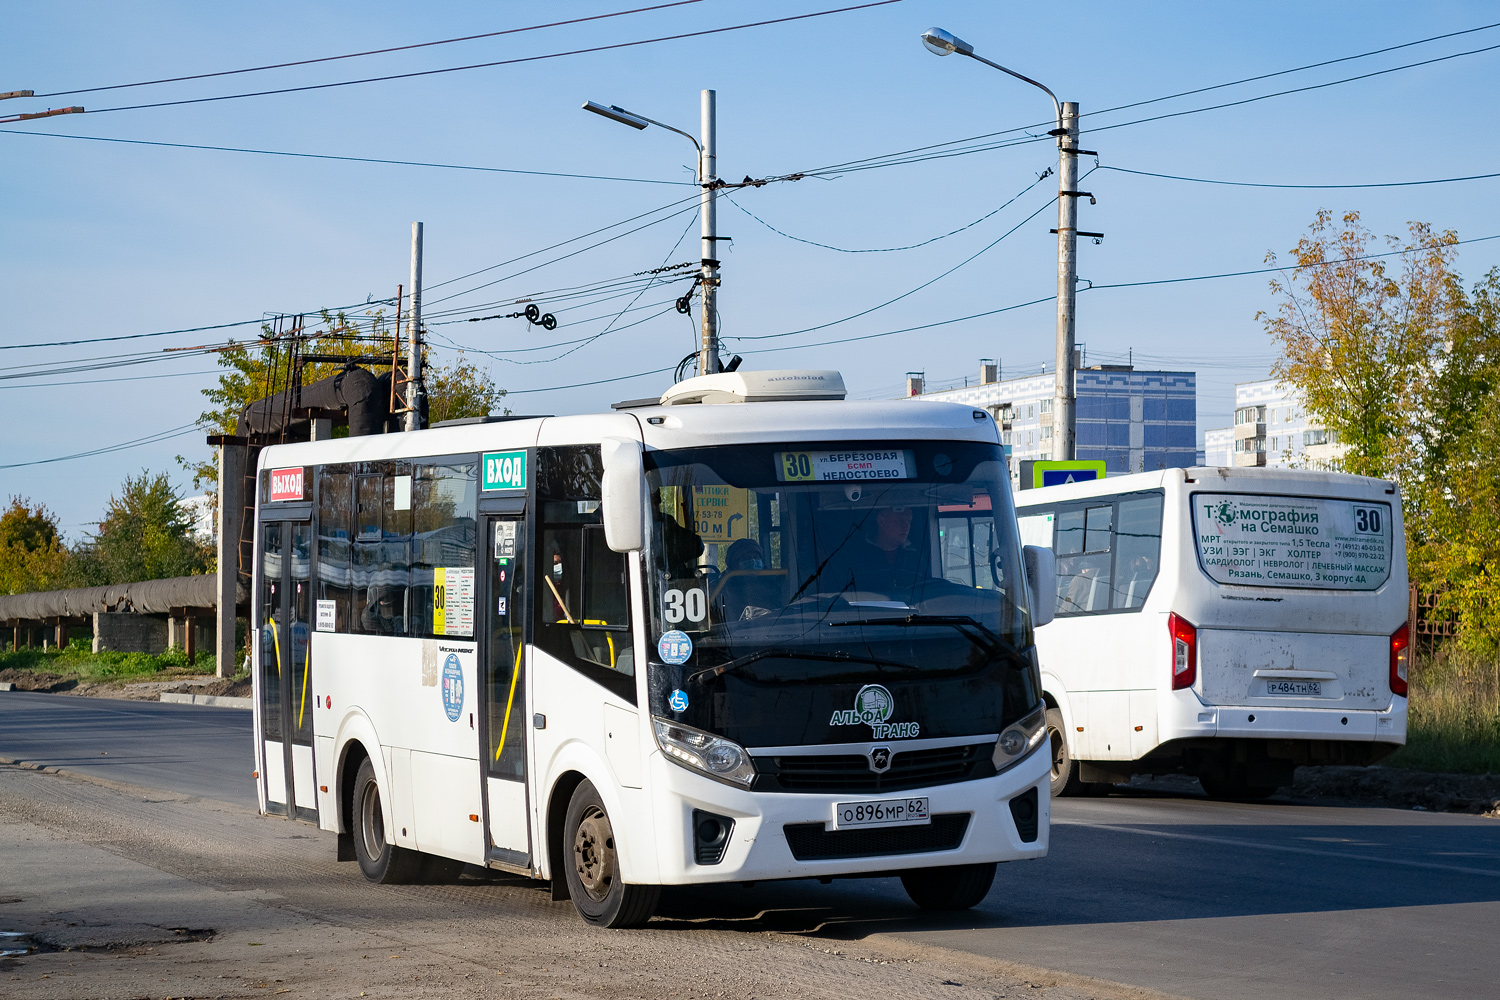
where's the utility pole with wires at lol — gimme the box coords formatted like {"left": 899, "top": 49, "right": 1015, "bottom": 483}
{"left": 698, "top": 89, "right": 721, "bottom": 376}
{"left": 401, "top": 222, "right": 426, "bottom": 432}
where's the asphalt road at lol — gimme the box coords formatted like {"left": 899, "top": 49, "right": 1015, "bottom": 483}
{"left": 3, "top": 691, "right": 1498, "bottom": 1000}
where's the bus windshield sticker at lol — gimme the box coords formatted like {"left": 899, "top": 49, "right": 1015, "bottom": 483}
{"left": 658, "top": 629, "right": 693, "bottom": 665}
{"left": 668, "top": 688, "right": 689, "bottom": 712}
{"left": 482, "top": 450, "right": 527, "bottom": 491}
{"left": 662, "top": 579, "right": 710, "bottom": 632}
{"left": 775, "top": 449, "right": 913, "bottom": 483}
{"left": 433, "top": 567, "right": 476, "bottom": 637}
{"left": 315, "top": 599, "right": 336, "bottom": 633}
{"left": 1192, "top": 494, "right": 1392, "bottom": 591}
{"left": 441, "top": 653, "right": 464, "bottom": 722}
{"left": 829, "top": 683, "right": 922, "bottom": 740}
{"left": 494, "top": 520, "right": 517, "bottom": 558}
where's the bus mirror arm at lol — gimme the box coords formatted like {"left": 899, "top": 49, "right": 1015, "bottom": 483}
{"left": 1023, "top": 545, "right": 1056, "bottom": 628}
{"left": 601, "top": 436, "right": 646, "bottom": 552}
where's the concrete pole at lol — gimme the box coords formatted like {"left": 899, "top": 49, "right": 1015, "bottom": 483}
{"left": 1054, "top": 102, "right": 1080, "bottom": 462}
{"left": 404, "top": 221, "right": 425, "bottom": 431}
{"left": 698, "top": 90, "right": 720, "bottom": 376}
{"left": 215, "top": 444, "right": 246, "bottom": 679}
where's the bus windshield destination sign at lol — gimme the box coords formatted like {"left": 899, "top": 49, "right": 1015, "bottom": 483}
{"left": 1192, "top": 493, "right": 1392, "bottom": 590}
{"left": 482, "top": 450, "right": 527, "bottom": 491}
{"left": 776, "top": 449, "right": 912, "bottom": 482}
{"left": 269, "top": 467, "right": 305, "bottom": 502}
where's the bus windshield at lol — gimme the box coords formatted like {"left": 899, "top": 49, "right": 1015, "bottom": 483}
{"left": 643, "top": 441, "right": 1039, "bottom": 747}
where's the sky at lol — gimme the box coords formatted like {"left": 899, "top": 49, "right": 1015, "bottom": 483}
{"left": 5, "top": 0, "right": 1500, "bottom": 539}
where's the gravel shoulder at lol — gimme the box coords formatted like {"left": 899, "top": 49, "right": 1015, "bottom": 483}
{"left": 0, "top": 762, "right": 1183, "bottom": 1000}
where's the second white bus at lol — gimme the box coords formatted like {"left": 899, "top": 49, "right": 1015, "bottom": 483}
{"left": 1011, "top": 466, "right": 1408, "bottom": 799}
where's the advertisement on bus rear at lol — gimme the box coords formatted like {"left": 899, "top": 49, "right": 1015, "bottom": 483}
{"left": 1191, "top": 493, "right": 1392, "bottom": 590}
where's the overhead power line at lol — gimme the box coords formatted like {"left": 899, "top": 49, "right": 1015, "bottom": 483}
{"left": 30, "top": 2, "right": 707, "bottom": 98}
{"left": 0, "top": 422, "right": 202, "bottom": 469}
{"left": 0, "top": 129, "right": 691, "bottom": 186}
{"left": 3, "top": 2, "right": 904, "bottom": 121}
{"left": 1098, "top": 164, "right": 1500, "bottom": 190}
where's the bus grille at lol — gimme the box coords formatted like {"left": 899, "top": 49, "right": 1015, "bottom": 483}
{"left": 756, "top": 742, "right": 993, "bottom": 794}
{"left": 783, "top": 813, "right": 970, "bottom": 861}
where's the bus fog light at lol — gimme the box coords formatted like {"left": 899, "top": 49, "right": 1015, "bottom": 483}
{"left": 654, "top": 718, "right": 756, "bottom": 787}
{"left": 993, "top": 706, "right": 1046, "bottom": 771}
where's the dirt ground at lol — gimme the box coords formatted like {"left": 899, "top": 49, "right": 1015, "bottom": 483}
{"left": 0, "top": 764, "right": 1182, "bottom": 1000}
{"left": 0, "top": 668, "right": 251, "bottom": 700}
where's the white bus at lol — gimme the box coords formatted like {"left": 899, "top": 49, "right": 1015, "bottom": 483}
{"left": 251, "top": 370, "right": 1057, "bottom": 927}
{"left": 1011, "top": 466, "right": 1408, "bottom": 799}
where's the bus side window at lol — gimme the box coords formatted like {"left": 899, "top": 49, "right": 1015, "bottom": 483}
{"left": 351, "top": 463, "right": 411, "bottom": 635}
{"left": 1055, "top": 505, "right": 1113, "bottom": 614}
{"left": 537, "top": 446, "right": 637, "bottom": 696}
{"left": 315, "top": 467, "right": 354, "bottom": 632}
{"left": 409, "top": 462, "right": 477, "bottom": 638}
{"left": 1111, "top": 495, "right": 1164, "bottom": 610}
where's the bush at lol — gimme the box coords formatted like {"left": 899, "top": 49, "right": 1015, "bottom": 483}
{"left": 1387, "top": 647, "right": 1500, "bottom": 774}
{"left": 0, "top": 644, "right": 216, "bottom": 680}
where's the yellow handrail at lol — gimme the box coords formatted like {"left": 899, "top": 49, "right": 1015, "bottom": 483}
{"left": 495, "top": 639, "right": 524, "bottom": 763}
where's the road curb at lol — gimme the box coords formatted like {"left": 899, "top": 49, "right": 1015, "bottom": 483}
{"left": 0, "top": 681, "right": 13, "bottom": 691}
{"left": 159, "top": 692, "right": 252, "bottom": 710}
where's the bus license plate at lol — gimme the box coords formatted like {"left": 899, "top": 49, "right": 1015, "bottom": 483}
{"left": 831, "top": 797, "right": 930, "bottom": 830}
{"left": 1266, "top": 679, "right": 1322, "bottom": 696}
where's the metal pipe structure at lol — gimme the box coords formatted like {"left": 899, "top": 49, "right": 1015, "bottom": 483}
{"left": 920, "top": 27, "right": 1081, "bottom": 460}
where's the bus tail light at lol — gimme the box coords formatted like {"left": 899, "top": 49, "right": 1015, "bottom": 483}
{"left": 1168, "top": 613, "right": 1196, "bottom": 690}
{"left": 1390, "top": 623, "right": 1410, "bottom": 697}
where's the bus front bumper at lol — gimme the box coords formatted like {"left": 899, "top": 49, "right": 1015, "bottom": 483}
{"left": 643, "top": 740, "right": 1050, "bottom": 885}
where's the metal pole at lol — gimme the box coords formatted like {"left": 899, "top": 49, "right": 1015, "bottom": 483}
{"left": 698, "top": 89, "right": 720, "bottom": 375}
{"left": 1054, "top": 101, "right": 1079, "bottom": 462}
{"left": 405, "top": 222, "right": 425, "bottom": 431}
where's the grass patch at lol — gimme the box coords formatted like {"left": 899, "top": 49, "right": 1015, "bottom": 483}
{"left": 1387, "top": 648, "right": 1500, "bottom": 774}
{"left": 0, "top": 638, "right": 221, "bottom": 682}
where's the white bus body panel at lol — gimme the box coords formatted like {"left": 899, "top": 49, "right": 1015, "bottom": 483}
{"left": 1020, "top": 467, "right": 1409, "bottom": 769}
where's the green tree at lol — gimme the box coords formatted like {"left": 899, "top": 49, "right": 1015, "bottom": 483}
{"left": 427, "top": 350, "right": 508, "bottom": 424}
{"left": 1259, "top": 209, "right": 1460, "bottom": 485}
{"left": 71, "top": 472, "right": 211, "bottom": 586}
{"left": 1407, "top": 269, "right": 1500, "bottom": 653}
{"left": 0, "top": 497, "right": 69, "bottom": 594}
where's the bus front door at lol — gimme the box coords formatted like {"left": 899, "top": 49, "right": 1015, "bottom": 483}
{"left": 257, "top": 518, "right": 319, "bottom": 823}
{"left": 484, "top": 513, "right": 531, "bottom": 867}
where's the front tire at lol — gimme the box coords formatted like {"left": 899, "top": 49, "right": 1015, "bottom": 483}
{"left": 562, "top": 780, "right": 659, "bottom": 928}
{"left": 900, "top": 863, "right": 997, "bottom": 910}
{"left": 352, "top": 757, "right": 426, "bottom": 884}
{"left": 1046, "top": 707, "right": 1112, "bottom": 797}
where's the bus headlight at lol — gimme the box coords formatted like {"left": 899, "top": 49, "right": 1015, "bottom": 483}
{"left": 653, "top": 718, "right": 756, "bottom": 787}
{"left": 993, "top": 706, "right": 1046, "bottom": 773}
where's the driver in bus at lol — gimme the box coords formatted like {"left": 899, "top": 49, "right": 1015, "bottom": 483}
{"left": 840, "top": 504, "right": 930, "bottom": 594}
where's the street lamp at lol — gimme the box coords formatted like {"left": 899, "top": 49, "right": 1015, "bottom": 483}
{"left": 584, "top": 93, "right": 723, "bottom": 376}
{"left": 921, "top": 27, "right": 1087, "bottom": 463}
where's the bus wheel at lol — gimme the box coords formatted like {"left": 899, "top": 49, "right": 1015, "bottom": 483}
{"left": 900, "top": 863, "right": 997, "bottom": 911}
{"left": 352, "top": 757, "right": 425, "bottom": 884}
{"left": 563, "top": 780, "right": 659, "bottom": 928}
{"left": 1046, "top": 708, "right": 1082, "bottom": 796}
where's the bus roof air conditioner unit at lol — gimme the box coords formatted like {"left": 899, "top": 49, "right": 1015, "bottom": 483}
{"left": 659, "top": 370, "right": 846, "bottom": 406}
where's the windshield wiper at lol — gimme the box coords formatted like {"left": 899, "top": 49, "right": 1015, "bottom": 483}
{"left": 686, "top": 647, "right": 917, "bottom": 685}
{"left": 829, "top": 614, "right": 1022, "bottom": 658}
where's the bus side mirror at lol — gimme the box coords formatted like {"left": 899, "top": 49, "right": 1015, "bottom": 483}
{"left": 1023, "top": 545, "right": 1056, "bottom": 627}
{"left": 601, "top": 436, "right": 645, "bottom": 552}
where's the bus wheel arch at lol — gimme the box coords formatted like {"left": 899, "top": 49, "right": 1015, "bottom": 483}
{"left": 546, "top": 770, "right": 588, "bottom": 900}
{"left": 336, "top": 740, "right": 370, "bottom": 862}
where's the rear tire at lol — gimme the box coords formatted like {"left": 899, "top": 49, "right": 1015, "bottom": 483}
{"left": 352, "top": 758, "right": 426, "bottom": 884}
{"left": 562, "top": 780, "right": 659, "bottom": 928}
{"left": 1046, "top": 708, "right": 1111, "bottom": 797}
{"left": 900, "top": 863, "right": 997, "bottom": 911}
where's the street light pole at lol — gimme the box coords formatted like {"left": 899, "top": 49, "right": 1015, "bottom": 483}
{"left": 584, "top": 91, "right": 721, "bottom": 376}
{"left": 920, "top": 27, "right": 1082, "bottom": 460}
